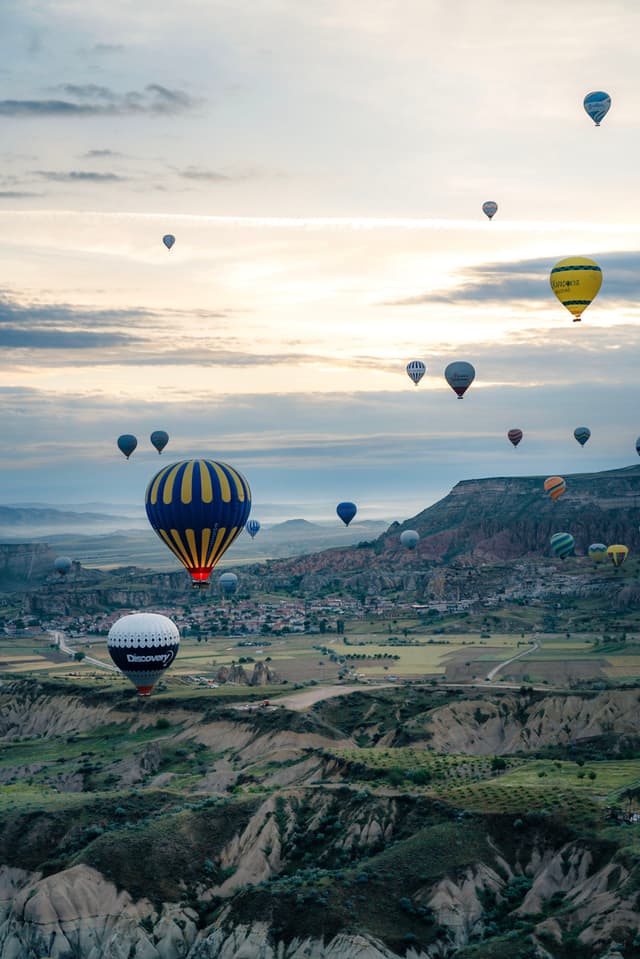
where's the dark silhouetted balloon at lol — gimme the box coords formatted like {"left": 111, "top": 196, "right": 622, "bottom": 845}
{"left": 445, "top": 361, "right": 475, "bottom": 399}
{"left": 507, "top": 429, "right": 523, "bottom": 447}
{"left": 574, "top": 426, "right": 591, "bottom": 447}
{"left": 145, "top": 459, "right": 251, "bottom": 586}
{"left": 482, "top": 201, "right": 498, "bottom": 220}
{"left": 150, "top": 430, "right": 169, "bottom": 454}
{"left": 400, "top": 529, "right": 419, "bottom": 550}
{"left": 108, "top": 612, "right": 180, "bottom": 696}
{"left": 117, "top": 434, "right": 137, "bottom": 460}
{"left": 337, "top": 502, "right": 357, "bottom": 526}
{"left": 162, "top": 234, "right": 175, "bottom": 250}
{"left": 54, "top": 556, "right": 72, "bottom": 577}
{"left": 219, "top": 571, "right": 239, "bottom": 596}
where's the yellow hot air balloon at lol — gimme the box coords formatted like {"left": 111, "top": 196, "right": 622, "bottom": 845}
{"left": 607, "top": 544, "right": 628, "bottom": 569}
{"left": 549, "top": 256, "right": 602, "bottom": 322}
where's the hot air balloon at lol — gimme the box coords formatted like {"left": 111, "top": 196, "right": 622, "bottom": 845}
{"left": 635, "top": 437, "right": 640, "bottom": 457}
{"left": 406, "top": 360, "right": 426, "bottom": 386}
{"left": 574, "top": 427, "right": 591, "bottom": 447}
{"left": 583, "top": 91, "right": 611, "bottom": 126}
{"left": 219, "top": 571, "right": 238, "bottom": 596}
{"left": 54, "top": 556, "right": 72, "bottom": 577}
{"left": 246, "top": 519, "right": 261, "bottom": 539}
{"left": 108, "top": 612, "right": 180, "bottom": 696}
{"left": 550, "top": 532, "right": 575, "bottom": 560}
{"left": 117, "top": 434, "right": 137, "bottom": 460}
{"left": 444, "top": 361, "right": 475, "bottom": 399}
{"left": 550, "top": 257, "right": 602, "bottom": 322}
{"left": 544, "top": 476, "right": 567, "bottom": 501}
{"left": 145, "top": 459, "right": 252, "bottom": 586}
{"left": 482, "top": 201, "right": 498, "bottom": 220}
{"left": 337, "top": 502, "right": 357, "bottom": 526}
{"left": 162, "top": 234, "right": 175, "bottom": 250}
{"left": 507, "top": 429, "right": 523, "bottom": 448}
{"left": 588, "top": 543, "right": 608, "bottom": 563}
{"left": 150, "top": 430, "right": 169, "bottom": 454}
{"left": 607, "top": 544, "right": 628, "bottom": 569}
{"left": 400, "top": 529, "right": 419, "bottom": 550}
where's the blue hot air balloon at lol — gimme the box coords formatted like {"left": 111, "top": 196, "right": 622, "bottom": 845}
{"left": 117, "top": 434, "right": 138, "bottom": 460}
{"left": 574, "top": 427, "right": 591, "bottom": 447}
{"left": 219, "top": 571, "right": 239, "bottom": 596}
{"left": 162, "top": 234, "right": 176, "bottom": 250}
{"left": 482, "top": 201, "right": 498, "bottom": 220}
{"left": 550, "top": 532, "right": 575, "bottom": 560}
{"left": 400, "top": 530, "right": 419, "bottom": 550}
{"left": 337, "top": 502, "right": 357, "bottom": 526}
{"left": 444, "top": 361, "right": 475, "bottom": 399}
{"left": 246, "top": 519, "right": 261, "bottom": 539}
{"left": 54, "top": 556, "right": 73, "bottom": 577}
{"left": 145, "top": 459, "right": 251, "bottom": 586}
{"left": 583, "top": 91, "right": 611, "bottom": 126}
{"left": 150, "top": 430, "right": 169, "bottom": 454}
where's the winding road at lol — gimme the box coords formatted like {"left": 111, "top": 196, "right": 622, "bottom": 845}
{"left": 50, "top": 630, "right": 119, "bottom": 673}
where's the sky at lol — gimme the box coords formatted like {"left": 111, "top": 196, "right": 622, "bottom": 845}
{"left": 1, "top": 0, "right": 640, "bottom": 525}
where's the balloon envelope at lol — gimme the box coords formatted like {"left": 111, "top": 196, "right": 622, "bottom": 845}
{"left": 337, "top": 502, "right": 357, "bottom": 526}
{"left": 406, "top": 360, "right": 426, "bottom": 386}
{"left": 150, "top": 430, "right": 169, "bottom": 454}
{"left": 400, "top": 529, "right": 419, "bottom": 550}
{"left": 550, "top": 256, "right": 602, "bottom": 322}
{"left": 145, "top": 459, "right": 252, "bottom": 585}
{"left": 117, "top": 434, "right": 137, "bottom": 460}
{"left": 583, "top": 91, "right": 611, "bottom": 126}
{"left": 482, "top": 201, "right": 498, "bottom": 220}
{"left": 219, "top": 571, "right": 238, "bottom": 595}
{"left": 588, "top": 543, "right": 607, "bottom": 563}
{"left": 54, "top": 556, "right": 72, "bottom": 576}
{"left": 108, "top": 612, "right": 180, "bottom": 696}
{"left": 574, "top": 427, "right": 591, "bottom": 447}
{"left": 607, "top": 544, "right": 628, "bottom": 568}
{"left": 550, "top": 532, "right": 575, "bottom": 560}
{"left": 635, "top": 437, "right": 640, "bottom": 457}
{"left": 246, "top": 519, "right": 261, "bottom": 539}
{"left": 444, "top": 361, "right": 475, "bottom": 399}
{"left": 162, "top": 234, "right": 175, "bottom": 250}
{"left": 507, "top": 428, "right": 523, "bottom": 447}
{"left": 544, "top": 476, "right": 567, "bottom": 501}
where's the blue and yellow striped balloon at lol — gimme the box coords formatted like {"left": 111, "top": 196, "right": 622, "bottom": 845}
{"left": 145, "top": 459, "right": 251, "bottom": 586}
{"left": 550, "top": 532, "right": 575, "bottom": 560}
{"left": 588, "top": 543, "right": 607, "bottom": 563}
{"left": 550, "top": 257, "right": 602, "bottom": 322}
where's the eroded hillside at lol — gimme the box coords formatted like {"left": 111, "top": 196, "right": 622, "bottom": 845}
{"left": 0, "top": 679, "right": 639, "bottom": 958}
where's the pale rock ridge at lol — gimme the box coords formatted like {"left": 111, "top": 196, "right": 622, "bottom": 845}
{"left": 422, "top": 689, "right": 640, "bottom": 755}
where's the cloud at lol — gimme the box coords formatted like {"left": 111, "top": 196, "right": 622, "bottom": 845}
{"left": 0, "top": 84, "right": 197, "bottom": 117}
{"left": 81, "top": 149, "right": 123, "bottom": 159}
{"left": 386, "top": 251, "right": 640, "bottom": 308}
{"left": 34, "top": 170, "right": 124, "bottom": 183}
{"left": 0, "top": 191, "right": 42, "bottom": 198}
{"left": 0, "top": 328, "right": 136, "bottom": 349}
{"left": 179, "top": 167, "right": 232, "bottom": 182}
